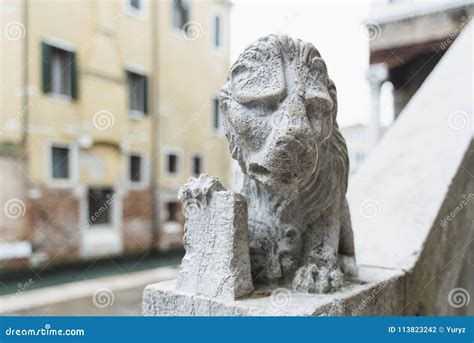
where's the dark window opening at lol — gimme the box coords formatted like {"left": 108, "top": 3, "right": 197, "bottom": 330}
{"left": 213, "top": 16, "right": 221, "bottom": 48}
{"left": 130, "top": 0, "right": 140, "bottom": 10}
{"left": 167, "top": 153, "right": 178, "bottom": 174}
{"left": 167, "top": 202, "right": 179, "bottom": 221}
{"left": 212, "top": 97, "right": 221, "bottom": 131}
{"left": 130, "top": 154, "right": 142, "bottom": 182}
{"left": 126, "top": 70, "right": 148, "bottom": 114}
{"left": 191, "top": 155, "right": 202, "bottom": 176}
{"left": 172, "top": 0, "right": 190, "bottom": 30}
{"left": 88, "top": 188, "right": 114, "bottom": 226}
{"left": 42, "top": 42, "right": 77, "bottom": 99}
{"left": 51, "top": 146, "right": 70, "bottom": 179}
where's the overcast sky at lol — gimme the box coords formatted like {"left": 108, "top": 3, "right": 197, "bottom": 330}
{"left": 230, "top": 0, "right": 373, "bottom": 127}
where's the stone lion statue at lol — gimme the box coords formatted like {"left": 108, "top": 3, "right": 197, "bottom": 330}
{"left": 220, "top": 34, "right": 357, "bottom": 293}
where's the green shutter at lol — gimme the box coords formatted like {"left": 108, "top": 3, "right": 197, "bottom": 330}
{"left": 126, "top": 70, "right": 131, "bottom": 111}
{"left": 41, "top": 42, "right": 52, "bottom": 93}
{"left": 69, "top": 51, "right": 78, "bottom": 100}
{"left": 143, "top": 75, "right": 148, "bottom": 114}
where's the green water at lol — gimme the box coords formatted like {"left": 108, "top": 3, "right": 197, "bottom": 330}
{"left": 0, "top": 250, "right": 184, "bottom": 296}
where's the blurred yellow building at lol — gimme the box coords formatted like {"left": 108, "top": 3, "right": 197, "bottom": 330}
{"left": 0, "top": 0, "right": 231, "bottom": 268}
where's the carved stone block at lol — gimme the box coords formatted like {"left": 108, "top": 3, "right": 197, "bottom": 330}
{"left": 176, "top": 175, "right": 253, "bottom": 300}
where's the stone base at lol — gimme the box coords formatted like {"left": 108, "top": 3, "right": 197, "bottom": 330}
{"left": 143, "top": 266, "right": 405, "bottom": 316}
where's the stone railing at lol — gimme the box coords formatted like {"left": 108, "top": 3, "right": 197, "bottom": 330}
{"left": 143, "top": 23, "right": 473, "bottom": 316}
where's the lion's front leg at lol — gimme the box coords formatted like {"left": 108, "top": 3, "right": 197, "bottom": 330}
{"left": 292, "top": 215, "right": 344, "bottom": 293}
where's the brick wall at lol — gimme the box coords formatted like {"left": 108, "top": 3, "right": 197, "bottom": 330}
{"left": 122, "top": 189, "right": 153, "bottom": 253}
{"left": 29, "top": 188, "right": 80, "bottom": 260}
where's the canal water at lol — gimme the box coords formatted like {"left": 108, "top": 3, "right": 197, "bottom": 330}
{"left": 0, "top": 251, "right": 183, "bottom": 316}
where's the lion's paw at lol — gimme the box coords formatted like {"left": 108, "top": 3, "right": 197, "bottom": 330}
{"left": 292, "top": 262, "right": 344, "bottom": 293}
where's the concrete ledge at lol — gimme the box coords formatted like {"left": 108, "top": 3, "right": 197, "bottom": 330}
{"left": 143, "top": 266, "right": 404, "bottom": 316}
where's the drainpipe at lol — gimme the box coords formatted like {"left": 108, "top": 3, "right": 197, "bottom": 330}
{"left": 21, "top": 0, "right": 31, "bottom": 244}
{"left": 21, "top": 0, "right": 29, "bottom": 147}
{"left": 149, "top": 0, "right": 160, "bottom": 252}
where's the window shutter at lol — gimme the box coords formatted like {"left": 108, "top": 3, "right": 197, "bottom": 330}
{"left": 126, "top": 70, "right": 131, "bottom": 110}
{"left": 69, "top": 51, "right": 78, "bottom": 100}
{"left": 41, "top": 42, "right": 52, "bottom": 93}
{"left": 143, "top": 75, "right": 148, "bottom": 114}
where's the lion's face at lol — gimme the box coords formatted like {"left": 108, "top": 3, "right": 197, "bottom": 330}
{"left": 221, "top": 35, "right": 336, "bottom": 194}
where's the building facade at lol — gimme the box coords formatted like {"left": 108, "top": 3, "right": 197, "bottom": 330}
{"left": 0, "top": 0, "right": 231, "bottom": 268}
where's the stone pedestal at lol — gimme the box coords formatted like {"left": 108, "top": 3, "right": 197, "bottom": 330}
{"left": 143, "top": 266, "right": 404, "bottom": 316}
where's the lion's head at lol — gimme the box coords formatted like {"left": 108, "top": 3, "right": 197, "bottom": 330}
{"left": 220, "top": 35, "right": 338, "bottom": 195}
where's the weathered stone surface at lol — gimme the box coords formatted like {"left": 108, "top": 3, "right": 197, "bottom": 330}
{"left": 220, "top": 34, "right": 356, "bottom": 293}
{"left": 143, "top": 266, "right": 403, "bottom": 316}
{"left": 176, "top": 175, "right": 253, "bottom": 300}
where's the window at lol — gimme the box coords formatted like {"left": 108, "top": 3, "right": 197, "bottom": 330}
{"left": 126, "top": 70, "right": 148, "bottom": 115}
{"left": 212, "top": 97, "right": 221, "bottom": 132}
{"left": 130, "top": 0, "right": 140, "bottom": 10}
{"left": 191, "top": 155, "right": 202, "bottom": 177}
{"left": 126, "top": 0, "right": 145, "bottom": 18}
{"left": 166, "top": 202, "right": 179, "bottom": 221}
{"left": 212, "top": 15, "right": 221, "bottom": 48}
{"left": 172, "top": 0, "right": 190, "bottom": 30}
{"left": 42, "top": 42, "right": 77, "bottom": 99}
{"left": 51, "top": 146, "right": 70, "bottom": 179}
{"left": 88, "top": 188, "right": 114, "bottom": 226}
{"left": 129, "top": 154, "right": 142, "bottom": 182}
{"left": 166, "top": 153, "right": 178, "bottom": 174}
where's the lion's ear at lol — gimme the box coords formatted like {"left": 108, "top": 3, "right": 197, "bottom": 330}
{"left": 318, "top": 79, "right": 337, "bottom": 144}
{"left": 327, "top": 78, "right": 338, "bottom": 118}
{"left": 318, "top": 114, "right": 333, "bottom": 144}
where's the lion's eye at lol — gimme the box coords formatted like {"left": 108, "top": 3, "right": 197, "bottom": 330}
{"left": 231, "top": 58, "right": 286, "bottom": 106}
{"left": 305, "top": 89, "right": 333, "bottom": 113}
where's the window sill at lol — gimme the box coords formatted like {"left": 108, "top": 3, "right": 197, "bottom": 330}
{"left": 46, "top": 92, "right": 74, "bottom": 103}
{"left": 124, "top": 7, "right": 147, "bottom": 21}
{"left": 164, "top": 172, "right": 180, "bottom": 178}
{"left": 128, "top": 180, "right": 148, "bottom": 190}
{"left": 85, "top": 223, "right": 113, "bottom": 229}
{"left": 129, "top": 110, "right": 146, "bottom": 120}
{"left": 211, "top": 46, "right": 226, "bottom": 55}
{"left": 46, "top": 179, "right": 75, "bottom": 188}
{"left": 212, "top": 128, "right": 224, "bottom": 137}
